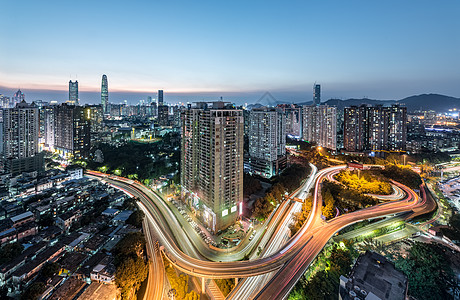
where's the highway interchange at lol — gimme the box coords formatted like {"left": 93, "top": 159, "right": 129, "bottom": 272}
{"left": 87, "top": 164, "right": 435, "bottom": 300}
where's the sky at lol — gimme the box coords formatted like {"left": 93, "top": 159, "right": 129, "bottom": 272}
{"left": 1, "top": 0, "right": 459, "bottom": 105}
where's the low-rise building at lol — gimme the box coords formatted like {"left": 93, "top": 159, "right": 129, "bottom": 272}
{"left": 11, "top": 211, "right": 34, "bottom": 227}
{"left": 90, "top": 256, "right": 115, "bottom": 284}
{"left": 56, "top": 210, "right": 81, "bottom": 231}
{"left": 339, "top": 251, "right": 408, "bottom": 300}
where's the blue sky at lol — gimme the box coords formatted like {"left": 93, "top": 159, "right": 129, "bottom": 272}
{"left": 1, "top": 1, "right": 459, "bottom": 104}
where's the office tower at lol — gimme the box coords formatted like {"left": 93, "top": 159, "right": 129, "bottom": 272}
{"left": 158, "top": 90, "right": 164, "bottom": 106}
{"left": 2, "top": 101, "right": 43, "bottom": 174}
{"left": 54, "top": 104, "right": 91, "bottom": 159}
{"left": 313, "top": 84, "right": 321, "bottom": 106}
{"left": 343, "top": 104, "right": 407, "bottom": 152}
{"left": 181, "top": 102, "right": 244, "bottom": 232}
{"left": 302, "top": 105, "right": 337, "bottom": 150}
{"left": 11, "top": 89, "right": 25, "bottom": 108}
{"left": 158, "top": 105, "right": 169, "bottom": 126}
{"left": 248, "top": 107, "right": 286, "bottom": 178}
{"left": 69, "top": 80, "right": 79, "bottom": 105}
{"left": 101, "top": 75, "right": 108, "bottom": 114}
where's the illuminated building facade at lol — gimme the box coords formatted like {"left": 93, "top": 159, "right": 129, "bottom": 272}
{"left": 302, "top": 105, "right": 337, "bottom": 150}
{"left": 181, "top": 102, "right": 243, "bottom": 232}
{"left": 101, "top": 75, "right": 109, "bottom": 114}
{"left": 248, "top": 107, "right": 286, "bottom": 178}
{"left": 54, "top": 104, "right": 91, "bottom": 159}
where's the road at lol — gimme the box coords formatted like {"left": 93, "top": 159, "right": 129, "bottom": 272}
{"left": 142, "top": 218, "right": 165, "bottom": 300}
{"left": 253, "top": 174, "right": 429, "bottom": 300}
{"left": 87, "top": 165, "right": 433, "bottom": 299}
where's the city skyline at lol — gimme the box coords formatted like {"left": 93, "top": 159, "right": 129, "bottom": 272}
{"left": 1, "top": 1, "right": 460, "bottom": 104}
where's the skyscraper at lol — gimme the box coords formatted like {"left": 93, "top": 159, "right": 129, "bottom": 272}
{"left": 11, "top": 89, "right": 25, "bottom": 108}
{"left": 158, "top": 105, "right": 169, "bottom": 126}
{"left": 277, "top": 104, "right": 302, "bottom": 138}
{"left": 313, "top": 83, "right": 321, "bottom": 106}
{"left": 54, "top": 104, "right": 91, "bottom": 159}
{"left": 101, "top": 75, "right": 108, "bottom": 114}
{"left": 181, "top": 102, "right": 244, "bottom": 232}
{"left": 0, "top": 94, "right": 10, "bottom": 109}
{"left": 248, "top": 107, "right": 286, "bottom": 178}
{"left": 158, "top": 90, "right": 164, "bottom": 106}
{"left": 2, "top": 101, "right": 43, "bottom": 174}
{"left": 302, "top": 105, "right": 337, "bottom": 150}
{"left": 69, "top": 80, "right": 79, "bottom": 105}
{"left": 343, "top": 104, "right": 407, "bottom": 152}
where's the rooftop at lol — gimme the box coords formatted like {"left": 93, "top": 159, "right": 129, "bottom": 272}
{"left": 340, "top": 251, "right": 407, "bottom": 300}
{"left": 10, "top": 211, "right": 34, "bottom": 223}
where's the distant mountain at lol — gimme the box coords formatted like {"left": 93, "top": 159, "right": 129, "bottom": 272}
{"left": 397, "top": 94, "right": 460, "bottom": 112}
{"left": 295, "top": 94, "right": 460, "bottom": 112}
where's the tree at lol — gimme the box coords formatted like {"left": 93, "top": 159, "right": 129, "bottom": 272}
{"left": 0, "top": 242, "right": 24, "bottom": 265}
{"left": 115, "top": 256, "right": 148, "bottom": 299}
{"left": 38, "top": 213, "right": 54, "bottom": 228}
{"left": 394, "top": 242, "right": 454, "bottom": 300}
{"left": 21, "top": 282, "right": 46, "bottom": 300}
{"left": 41, "top": 262, "right": 60, "bottom": 278}
{"left": 126, "top": 210, "right": 145, "bottom": 228}
{"left": 113, "top": 232, "right": 146, "bottom": 260}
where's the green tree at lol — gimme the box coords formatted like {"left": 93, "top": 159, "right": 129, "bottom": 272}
{"left": 0, "top": 242, "right": 24, "bottom": 265}
{"left": 41, "top": 262, "right": 60, "bottom": 278}
{"left": 113, "top": 232, "right": 146, "bottom": 260}
{"left": 21, "top": 282, "right": 46, "bottom": 300}
{"left": 394, "top": 242, "right": 454, "bottom": 300}
{"left": 126, "top": 210, "right": 145, "bottom": 228}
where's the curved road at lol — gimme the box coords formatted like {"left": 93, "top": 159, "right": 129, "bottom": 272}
{"left": 87, "top": 165, "right": 433, "bottom": 299}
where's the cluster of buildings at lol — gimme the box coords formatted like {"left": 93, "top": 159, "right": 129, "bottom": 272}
{"left": 179, "top": 85, "right": 410, "bottom": 233}
{"left": 0, "top": 76, "right": 184, "bottom": 175}
{"left": 406, "top": 110, "right": 460, "bottom": 152}
{"left": 0, "top": 165, "right": 137, "bottom": 298}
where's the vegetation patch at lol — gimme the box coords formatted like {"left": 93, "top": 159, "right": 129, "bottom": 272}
{"left": 215, "top": 278, "right": 235, "bottom": 297}
{"left": 335, "top": 169, "right": 392, "bottom": 195}
{"left": 253, "top": 163, "right": 311, "bottom": 220}
{"left": 163, "top": 255, "right": 200, "bottom": 300}
{"left": 114, "top": 232, "right": 149, "bottom": 300}
{"left": 289, "top": 241, "right": 355, "bottom": 300}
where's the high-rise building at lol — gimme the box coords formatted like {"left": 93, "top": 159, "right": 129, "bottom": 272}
{"left": 387, "top": 105, "right": 407, "bottom": 151}
{"left": 343, "top": 104, "right": 407, "bottom": 152}
{"left": 313, "top": 84, "right": 321, "bottom": 106}
{"left": 43, "top": 106, "right": 56, "bottom": 150}
{"left": 2, "top": 101, "right": 43, "bottom": 174}
{"left": 0, "top": 94, "right": 10, "bottom": 108}
{"left": 101, "top": 75, "right": 108, "bottom": 114}
{"left": 158, "top": 90, "right": 164, "bottom": 106}
{"left": 11, "top": 89, "right": 25, "bottom": 108}
{"left": 302, "top": 105, "right": 337, "bottom": 150}
{"left": 181, "top": 102, "right": 244, "bottom": 232}
{"left": 158, "top": 105, "right": 169, "bottom": 126}
{"left": 85, "top": 105, "right": 104, "bottom": 143}
{"left": 248, "top": 107, "right": 286, "bottom": 178}
{"left": 54, "top": 104, "right": 91, "bottom": 159}
{"left": 69, "top": 80, "right": 79, "bottom": 105}
{"left": 277, "top": 104, "right": 302, "bottom": 138}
